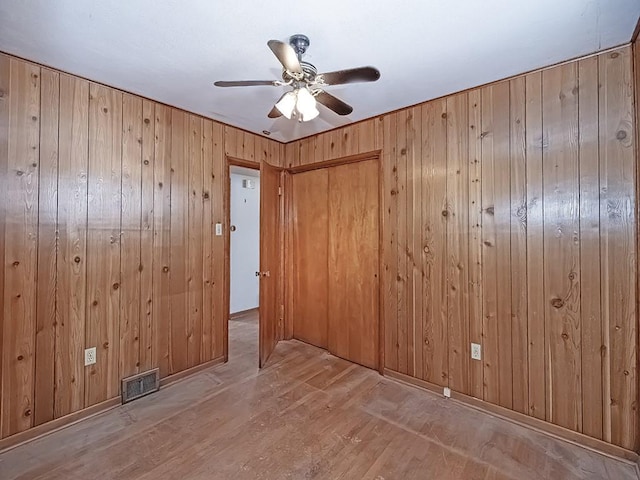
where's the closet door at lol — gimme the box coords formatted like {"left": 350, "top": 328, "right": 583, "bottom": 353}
{"left": 291, "top": 169, "right": 329, "bottom": 348}
{"left": 328, "top": 159, "right": 379, "bottom": 369}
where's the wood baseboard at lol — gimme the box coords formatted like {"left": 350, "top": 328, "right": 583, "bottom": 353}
{"left": 0, "top": 356, "right": 227, "bottom": 454}
{"left": 0, "top": 397, "right": 121, "bottom": 454}
{"left": 230, "top": 307, "right": 258, "bottom": 320}
{"left": 159, "top": 356, "right": 225, "bottom": 387}
{"left": 384, "top": 368, "right": 639, "bottom": 465}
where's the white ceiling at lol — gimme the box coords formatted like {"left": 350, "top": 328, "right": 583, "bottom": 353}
{"left": 0, "top": 1, "right": 638, "bottom": 143}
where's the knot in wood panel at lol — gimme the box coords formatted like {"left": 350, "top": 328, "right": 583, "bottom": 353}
{"left": 550, "top": 297, "right": 564, "bottom": 309}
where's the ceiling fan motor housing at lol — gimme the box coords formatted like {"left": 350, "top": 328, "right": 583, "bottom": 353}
{"left": 289, "top": 34, "right": 310, "bottom": 57}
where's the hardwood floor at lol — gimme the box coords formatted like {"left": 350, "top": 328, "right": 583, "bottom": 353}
{"left": 0, "top": 310, "right": 637, "bottom": 479}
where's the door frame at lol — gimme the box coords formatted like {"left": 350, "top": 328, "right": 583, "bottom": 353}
{"left": 285, "top": 150, "right": 384, "bottom": 373}
{"left": 224, "top": 156, "right": 261, "bottom": 362}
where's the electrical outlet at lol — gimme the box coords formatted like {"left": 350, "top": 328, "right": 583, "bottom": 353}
{"left": 84, "top": 347, "right": 96, "bottom": 366}
{"left": 443, "top": 387, "right": 451, "bottom": 398}
{"left": 471, "top": 343, "right": 482, "bottom": 361}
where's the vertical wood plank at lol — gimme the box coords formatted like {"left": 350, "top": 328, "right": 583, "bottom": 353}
{"left": 405, "top": 107, "right": 420, "bottom": 377}
{"left": 55, "top": 74, "right": 88, "bottom": 418}
{"left": 0, "top": 54, "right": 9, "bottom": 437}
{"left": 599, "top": 47, "right": 636, "bottom": 450}
{"left": 152, "top": 104, "right": 171, "bottom": 378}
{"left": 525, "top": 71, "right": 546, "bottom": 420}
{"left": 492, "top": 82, "right": 513, "bottom": 410}
{"left": 85, "top": 83, "right": 122, "bottom": 406}
{"left": 2, "top": 59, "right": 40, "bottom": 436}
{"left": 34, "top": 68, "right": 59, "bottom": 426}
{"left": 480, "top": 85, "right": 500, "bottom": 405}
{"left": 187, "top": 115, "right": 203, "bottom": 368}
{"left": 201, "top": 119, "right": 214, "bottom": 362}
{"left": 467, "top": 89, "right": 484, "bottom": 399}
{"left": 446, "top": 93, "right": 470, "bottom": 394}
{"left": 395, "top": 109, "right": 408, "bottom": 375}
{"left": 578, "top": 55, "right": 603, "bottom": 441}
{"left": 542, "top": 62, "right": 582, "bottom": 432}
{"left": 421, "top": 99, "right": 448, "bottom": 386}
{"left": 169, "top": 109, "right": 188, "bottom": 374}
{"left": 120, "top": 93, "right": 142, "bottom": 379}
{"left": 139, "top": 100, "right": 155, "bottom": 372}
{"left": 510, "top": 77, "right": 528, "bottom": 414}
{"left": 211, "top": 122, "right": 225, "bottom": 359}
{"left": 382, "top": 113, "right": 398, "bottom": 371}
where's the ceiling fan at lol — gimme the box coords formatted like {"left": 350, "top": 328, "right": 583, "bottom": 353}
{"left": 214, "top": 34, "right": 380, "bottom": 122}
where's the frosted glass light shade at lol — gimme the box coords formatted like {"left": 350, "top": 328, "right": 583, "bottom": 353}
{"left": 275, "top": 91, "right": 297, "bottom": 119}
{"left": 296, "top": 87, "right": 319, "bottom": 121}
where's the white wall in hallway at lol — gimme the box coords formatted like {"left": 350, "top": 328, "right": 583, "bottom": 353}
{"left": 230, "top": 168, "right": 260, "bottom": 314}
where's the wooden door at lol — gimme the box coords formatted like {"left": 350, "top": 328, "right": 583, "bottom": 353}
{"left": 291, "top": 169, "right": 329, "bottom": 348}
{"left": 328, "top": 160, "right": 379, "bottom": 369}
{"left": 259, "top": 161, "right": 282, "bottom": 367}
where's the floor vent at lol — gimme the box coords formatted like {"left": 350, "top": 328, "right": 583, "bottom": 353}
{"left": 121, "top": 368, "right": 160, "bottom": 404}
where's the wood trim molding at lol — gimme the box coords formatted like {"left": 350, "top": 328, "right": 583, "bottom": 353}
{"left": 0, "top": 397, "right": 121, "bottom": 454}
{"left": 632, "top": 16, "right": 640, "bottom": 43}
{"left": 383, "top": 368, "right": 640, "bottom": 464}
{"left": 227, "top": 156, "right": 261, "bottom": 169}
{"left": 0, "top": 356, "right": 226, "bottom": 454}
{"left": 159, "top": 356, "right": 225, "bottom": 388}
{"left": 286, "top": 150, "right": 382, "bottom": 174}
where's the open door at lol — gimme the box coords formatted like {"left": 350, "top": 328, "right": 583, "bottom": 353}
{"left": 258, "top": 160, "right": 282, "bottom": 367}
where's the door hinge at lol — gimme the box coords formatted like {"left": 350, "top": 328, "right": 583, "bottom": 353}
{"left": 278, "top": 186, "right": 282, "bottom": 196}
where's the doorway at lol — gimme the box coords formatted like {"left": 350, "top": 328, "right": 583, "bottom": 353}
{"left": 228, "top": 165, "right": 260, "bottom": 364}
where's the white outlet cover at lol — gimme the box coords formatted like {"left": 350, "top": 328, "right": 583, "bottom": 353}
{"left": 84, "top": 347, "right": 96, "bottom": 366}
{"left": 471, "top": 343, "right": 482, "bottom": 361}
{"left": 443, "top": 387, "right": 451, "bottom": 398}
{"left": 215, "top": 223, "right": 223, "bottom": 236}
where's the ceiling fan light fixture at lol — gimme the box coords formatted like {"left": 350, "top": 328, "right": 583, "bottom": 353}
{"left": 275, "top": 90, "right": 297, "bottom": 119}
{"left": 296, "top": 87, "right": 319, "bottom": 121}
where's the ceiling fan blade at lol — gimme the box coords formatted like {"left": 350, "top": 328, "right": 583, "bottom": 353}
{"left": 267, "top": 40, "right": 302, "bottom": 74}
{"left": 267, "top": 105, "right": 282, "bottom": 119}
{"left": 315, "top": 91, "right": 353, "bottom": 116}
{"left": 214, "top": 80, "right": 277, "bottom": 87}
{"left": 318, "top": 66, "right": 380, "bottom": 86}
{"left": 267, "top": 93, "right": 288, "bottom": 118}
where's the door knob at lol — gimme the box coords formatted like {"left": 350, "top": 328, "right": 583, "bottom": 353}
{"left": 255, "top": 271, "right": 271, "bottom": 277}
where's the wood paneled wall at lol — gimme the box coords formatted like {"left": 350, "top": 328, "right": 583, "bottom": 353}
{"left": 0, "top": 53, "right": 280, "bottom": 440}
{"left": 285, "top": 46, "right": 638, "bottom": 451}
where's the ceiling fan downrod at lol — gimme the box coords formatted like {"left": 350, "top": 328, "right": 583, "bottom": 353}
{"left": 288, "top": 34, "right": 310, "bottom": 61}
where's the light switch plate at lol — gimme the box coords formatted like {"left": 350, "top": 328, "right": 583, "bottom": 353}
{"left": 215, "top": 223, "right": 223, "bottom": 236}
